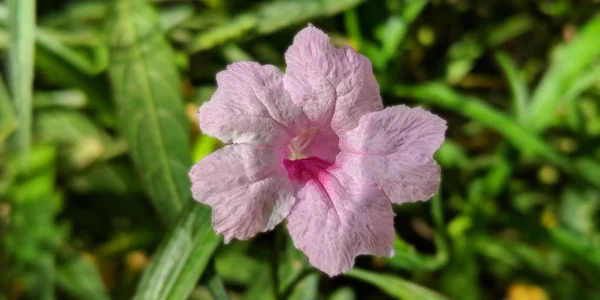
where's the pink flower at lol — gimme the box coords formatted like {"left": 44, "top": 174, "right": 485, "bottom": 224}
{"left": 189, "top": 25, "right": 446, "bottom": 276}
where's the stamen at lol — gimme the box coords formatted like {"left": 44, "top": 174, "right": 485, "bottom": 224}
{"left": 289, "top": 128, "right": 319, "bottom": 159}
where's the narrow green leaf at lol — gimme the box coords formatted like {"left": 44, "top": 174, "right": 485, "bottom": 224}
{"left": 214, "top": 247, "right": 261, "bottom": 285}
{"left": 346, "top": 268, "right": 450, "bottom": 300}
{"left": 5, "top": 144, "right": 58, "bottom": 300}
{"left": 328, "top": 287, "right": 355, "bottom": 300}
{"left": 474, "top": 235, "right": 552, "bottom": 275}
{"left": 386, "top": 194, "right": 448, "bottom": 271}
{"left": 0, "top": 3, "right": 107, "bottom": 75}
{"left": 67, "top": 163, "right": 137, "bottom": 195}
{"left": 38, "top": 1, "right": 106, "bottom": 28}
{"left": 0, "top": 74, "right": 18, "bottom": 146}
{"left": 528, "top": 15, "right": 600, "bottom": 131}
{"left": 287, "top": 273, "right": 319, "bottom": 300}
{"left": 483, "top": 143, "right": 513, "bottom": 197}
{"left": 444, "top": 15, "right": 533, "bottom": 84}
{"left": 564, "top": 65, "right": 600, "bottom": 131}
{"left": 34, "top": 90, "right": 87, "bottom": 109}
{"left": 574, "top": 157, "right": 600, "bottom": 188}
{"left": 188, "top": 0, "right": 364, "bottom": 52}
{"left": 549, "top": 226, "right": 600, "bottom": 271}
{"left": 35, "top": 45, "right": 115, "bottom": 127}
{"left": 132, "top": 202, "right": 221, "bottom": 300}
{"left": 160, "top": 5, "right": 195, "bottom": 32}
{"left": 107, "top": 0, "right": 191, "bottom": 225}
{"left": 35, "top": 110, "right": 114, "bottom": 170}
{"left": 343, "top": 10, "right": 362, "bottom": 48}
{"left": 36, "top": 28, "right": 108, "bottom": 75}
{"left": 392, "top": 83, "right": 569, "bottom": 168}
{"left": 494, "top": 51, "right": 529, "bottom": 125}
{"left": 7, "top": 0, "right": 36, "bottom": 158}
{"left": 376, "top": 0, "right": 427, "bottom": 63}
{"left": 56, "top": 252, "right": 110, "bottom": 300}
{"left": 203, "top": 264, "right": 230, "bottom": 300}
{"left": 205, "top": 276, "right": 229, "bottom": 300}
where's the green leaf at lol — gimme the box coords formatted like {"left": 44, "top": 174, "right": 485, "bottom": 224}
{"left": 55, "top": 252, "right": 110, "bottom": 300}
{"left": 36, "top": 28, "right": 108, "bottom": 76}
{"left": 188, "top": 0, "right": 364, "bottom": 52}
{"left": 160, "top": 4, "right": 195, "bottom": 32}
{"left": 346, "top": 268, "right": 450, "bottom": 300}
{"left": 67, "top": 163, "right": 138, "bottom": 195}
{"left": 34, "top": 90, "right": 87, "bottom": 109}
{"left": 373, "top": 0, "right": 428, "bottom": 70}
{"left": 132, "top": 202, "right": 221, "bottom": 300}
{"left": 474, "top": 235, "right": 553, "bottom": 275}
{"left": 107, "top": 0, "right": 191, "bottom": 225}
{"left": 35, "top": 45, "right": 115, "bottom": 127}
{"left": 563, "top": 65, "right": 600, "bottom": 131}
{"left": 549, "top": 226, "right": 600, "bottom": 271}
{"left": 34, "top": 109, "right": 115, "bottom": 170}
{"left": 494, "top": 51, "right": 529, "bottom": 125}
{"left": 559, "top": 187, "right": 600, "bottom": 235}
{"left": 5, "top": 144, "right": 58, "bottom": 300}
{"left": 7, "top": 0, "right": 36, "bottom": 159}
{"left": 0, "top": 74, "right": 17, "bottom": 146}
{"left": 203, "top": 268, "right": 229, "bottom": 300}
{"left": 214, "top": 245, "right": 261, "bottom": 285}
{"left": 528, "top": 15, "right": 600, "bottom": 131}
{"left": 574, "top": 157, "right": 600, "bottom": 188}
{"left": 328, "top": 287, "right": 355, "bottom": 300}
{"left": 444, "top": 15, "right": 533, "bottom": 84}
{"left": 287, "top": 273, "right": 319, "bottom": 300}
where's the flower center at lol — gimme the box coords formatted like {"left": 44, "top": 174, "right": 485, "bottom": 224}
{"left": 282, "top": 127, "right": 340, "bottom": 182}
{"left": 287, "top": 127, "right": 319, "bottom": 160}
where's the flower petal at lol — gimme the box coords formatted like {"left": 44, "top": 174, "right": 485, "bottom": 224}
{"left": 190, "top": 144, "right": 296, "bottom": 242}
{"left": 338, "top": 105, "right": 447, "bottom": 203}
{"left": 283, "top": 25, "right": 383, "bottom": 133}
{"left": 285, "top": 164, "right": 395, "bottom": 276}
{"left": 199, "top": 62, "right": 306, "bottom": 145}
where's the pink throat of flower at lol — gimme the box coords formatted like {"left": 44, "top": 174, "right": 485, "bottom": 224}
{"left": 282, "top": 128, "right": 335, "bottom": 182}
{"left": 283, "top": 157, "right": 332, "bottom": 182}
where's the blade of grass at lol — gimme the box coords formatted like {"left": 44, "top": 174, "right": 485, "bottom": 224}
{"left": 0, "top": 74, "right": 17, "bottom": 146}
{"left": 563, "top": 65, "right": 600, "bottom": 130}
{"left": 343, "top": 9, "right": 363, "bottom": 48}
{"left": 202, "top": 263, "right": 229, "bottom": 300}
{"left": 55, "top": 252, "right": 110, "bottom": 300}
{"left": 377, "top": 0, "right": 428, "bottom": 62}
{"left": 386, "top": 194, "right": 448, "bottom": 271}
{"left": 107, "top": 0, "right": 191, "bottom": 225}
{"left": 528, "top": 15, "right": 600, "bottom": 131}
{"left": 346, "top": 268, "right": 450, "bottom": 300}
{"left": 35, "top": 45, "right": 115, "bottom": 126}
{"left": 7, "top": 0, "right": 36, "bottom": 160}
{"left": 132, "top": 202, "right": 221, "bottom": 300}
{"left": 187, "top": 0, "right": 364, "bottom": 53}
{"left": 494, "top": 51, "right": 529, "bottom": 125}
{"left": 444, "top": 15, "right": 533, "bottom": 84}
{"left": 36, "top": 28, "right": 108, "bottom": 75}
{"left": 6, "top": 144, "right": 58, "bottom": 299}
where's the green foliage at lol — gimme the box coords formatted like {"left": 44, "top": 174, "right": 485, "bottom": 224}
{"left": 0, "top": 74, "right": 17, "bottom": 145}
{"left": 7, "top": 0, "right": 35, "bottom": 159}
{"left": 528, "top": 15, "right": 600, "bottom": 131}
{"left": 347, "top": 269, "right": 450, "bottom": 300}
{"left": 107, "top": 0, "right": 191, "bottom": 225}
{"left": 133, "top": 202, "right": 220, "bottom": 300}
{"left": 1, "top": 0, "right": 600, "bottom": 299}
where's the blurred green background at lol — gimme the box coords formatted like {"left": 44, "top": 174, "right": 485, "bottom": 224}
{"left": 1, "top": 0, "right": 600, "bottom": 299}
